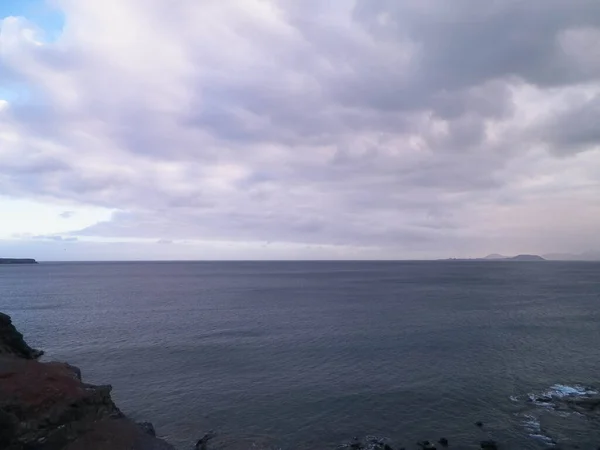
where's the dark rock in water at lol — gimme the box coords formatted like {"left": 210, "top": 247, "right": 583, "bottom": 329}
{"left": 366, "top": 436, "right": 388, "bottom": 448}
{"left": 137, "top": 421, "right": 157, "bottom": 437}
{"left": 438, "top": 437, "right": 449, "bottom": 447}
{"left": 195, "top": 431, "right": 216, "bottom": 450}
{"left": 475, "top": 421, "right": 484, "bottom": 428}
{"left": 480, "top": 440, "right": 498, "bottom": 449}
{"left": 418, "top": 440, "right": 436, "bottom": 449}
{"left": 341, "top": 436, "right": 395, "bottom": 450}
{"left": 350, "top": 436, "right": 363, "bottom": 449}
{"left": 0, "top": 312, "right": 44, "bottom": 359}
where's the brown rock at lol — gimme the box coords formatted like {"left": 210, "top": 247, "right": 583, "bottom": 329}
{"left": 0, "top": 356, "right": 124, "bottom": 449}
{"left": 0, "top": 313, "right": 175, "bottom": 450}
{"left": 65, "top": 419, "right": 175, "bottom": 450}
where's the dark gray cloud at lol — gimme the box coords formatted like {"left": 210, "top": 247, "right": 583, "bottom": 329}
{"left": 1, "top": 1, "right": 600, "bottom": 258}
{"left": 353, "top": 0, "right": 600, "bottom": 87}
{"left": 543, "top": 94, "right": 600, "bottom": 153}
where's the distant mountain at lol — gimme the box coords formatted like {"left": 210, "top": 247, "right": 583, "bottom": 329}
{"left": 484, "top": 253, "right": 508, "bottom": 260}
{"left": 507, "top": 254, "right": 545, "bottom": 261}
{"left": 447, "top": 252, "right": 600, "bottom": 261}
{"left": 443, "top": 254, "right": 545, "bottom": 261}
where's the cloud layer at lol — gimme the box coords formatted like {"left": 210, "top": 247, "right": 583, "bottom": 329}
{"left": 1, "top": 0, "right": 600, "bottom": 258}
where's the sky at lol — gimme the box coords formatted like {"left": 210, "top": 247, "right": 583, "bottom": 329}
{"left": 1, "top": 1, "right": 600, "bottom": 261}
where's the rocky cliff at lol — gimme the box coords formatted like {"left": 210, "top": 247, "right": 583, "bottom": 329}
{"left": 0, "top": 313, "right": 174, "bottom": 450}
{"left": 0, "top": 313, "right": 44, "bottom": 359}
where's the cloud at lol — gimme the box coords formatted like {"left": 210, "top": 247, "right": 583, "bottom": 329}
{"left": 59, "top": 210, "right": 75, "bottom": 218}
{"left": 31, "top": 235, "right": 78, "bottom": 242}
{"left": 542, "top": 93, "right": 600, "bottom": 154}
{"left": 1, "top": 0, "right": 600, "bottom": 258}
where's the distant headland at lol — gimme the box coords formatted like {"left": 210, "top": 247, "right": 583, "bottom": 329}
{"left": 444, "top": 254, "right": 546, "bottom": 261}
{"left": 0, "top": 258, "right": 38, "bottom": 264}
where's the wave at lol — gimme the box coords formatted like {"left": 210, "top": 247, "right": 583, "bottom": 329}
{"left": 511, "top": 383, "right": 600, "bottom": 448}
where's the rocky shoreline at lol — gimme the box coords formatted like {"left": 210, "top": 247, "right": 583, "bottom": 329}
{"left": 0, "top": 312, "right": 174, "bottom": 450}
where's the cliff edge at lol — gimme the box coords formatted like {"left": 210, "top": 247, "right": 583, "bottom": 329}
{"left": 0, "top": 313, "right": 174, "bottom": 450}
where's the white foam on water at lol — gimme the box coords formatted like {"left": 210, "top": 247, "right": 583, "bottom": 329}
{"left": 521, "top": 415, "right": 555, "bottom": 446}
{"left": 546, "top": 384, "right": 598, "bottom": 398}
{"left": 522, "top": 384, "right": 599, "bottom": 405}
{"left": 522, "top": 415, "right": 541, "bottom": 433}
{"left": 514, "top": 385, "right": 599, "bottom": 448}
{"left": 509, "top": 395, "right": 519, "bottom": 402}
{"left": 529, "top": 434, "right": 556, "bottom": 446}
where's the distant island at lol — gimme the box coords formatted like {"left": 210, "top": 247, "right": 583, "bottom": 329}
{"left": 503, "top": 254, "right": 545, "bottom": 261}
{"left": 0, "top": 258, "right": 38, "bottom": 264}
{"left": 444, "top": 254, "right": 546, "bottom": 261}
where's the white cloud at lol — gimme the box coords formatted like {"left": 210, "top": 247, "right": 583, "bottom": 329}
{"left": 0, "top": 197, "right": 113, "bottom": 238}
{"left": 0, "top": 1, "right": 600, "bottom": 259}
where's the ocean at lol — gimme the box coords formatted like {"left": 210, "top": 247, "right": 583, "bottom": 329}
{"left": 1, "top": 261, "right": 600, "bottom": 449}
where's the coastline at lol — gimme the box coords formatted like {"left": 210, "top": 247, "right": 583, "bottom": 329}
{"left": 0, "top": 312, "right": 174, "bottom": 450}
{"left": 0, "top": 259, "right": 38, "bottom": 265}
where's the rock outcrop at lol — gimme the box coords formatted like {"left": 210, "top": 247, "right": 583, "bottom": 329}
{"left": 0, "top": 313, "right": 44, "bottom": 359}
{"left": 0, "top": 312, "right": 174, "bottom": 450}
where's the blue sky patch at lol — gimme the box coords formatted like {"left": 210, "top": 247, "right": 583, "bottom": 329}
{"left": 0, "top": 0, "right": 65, "bottom": 41}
